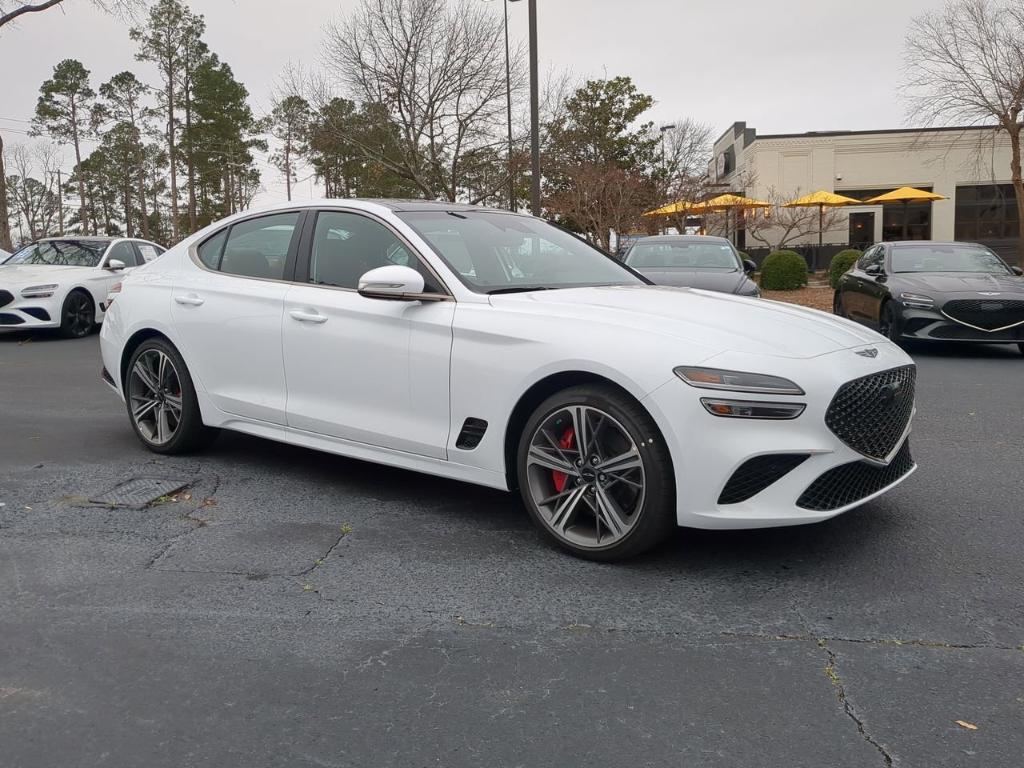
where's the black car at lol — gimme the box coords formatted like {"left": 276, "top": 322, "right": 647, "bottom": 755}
{"left": 834, "top": 241, "right": 1024, "bottom": 355}
{"left": 622, "top": 235, "right": 760, "bottom": 297}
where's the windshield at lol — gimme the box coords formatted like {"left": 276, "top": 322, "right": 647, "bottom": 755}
{"left": 397, "top": 211, "right": 644, "bottom": 293}
{"left": 891, "top": 245, "right": 1012, "bottom": 275}
{"left": 625, "top": 240, "right": 740, "bottom": 270}
{"left": 4, "top": 240, "right": 108, "bottom": 267}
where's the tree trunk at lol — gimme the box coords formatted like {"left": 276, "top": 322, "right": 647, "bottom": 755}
{"left": 166, "top": 56, "right": 180, "bottom": 242}
{"left": 285, "top": 138, "right": 292, "bottom": 201}
{"left": 185, "top": 69, "right": 197, "bottom": 234}
{"left": 0, "top": 133, "right": 12, "bottom": 251}
{"left": 69, "top": 99, "right": 89, "bottom": 235}
{"left": 1009, "top": 124, "right": 1024, "bottom": 267}
{"left": 138, "top": 162, "right": 149, "bottom": 239}
{"left": 124, "top": 177, "right": 133, "bottom": 237}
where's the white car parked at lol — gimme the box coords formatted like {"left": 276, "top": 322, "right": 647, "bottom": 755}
{"left": 100, "top": 200, "right": 917, "bottom": 560}
{"left": 0, "top": 237, "right": 165, "bottom": 338}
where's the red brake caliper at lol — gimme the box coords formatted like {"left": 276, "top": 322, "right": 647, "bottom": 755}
{"left": 552, "top": 426, "right": 576, "bottom": 492}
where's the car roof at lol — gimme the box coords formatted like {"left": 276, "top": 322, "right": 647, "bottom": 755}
{"left": 631, "top": 235, "right": 732, "bottom": 245}
{"left": 886, "top": 241, "right": 982, "bottom": 249}
{"left": 37, "top": 236, "right": 118, "bottom": 243}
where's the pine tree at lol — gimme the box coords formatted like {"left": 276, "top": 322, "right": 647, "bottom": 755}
{"left": 33, "top": 59, "right": 95, "bottom": 235}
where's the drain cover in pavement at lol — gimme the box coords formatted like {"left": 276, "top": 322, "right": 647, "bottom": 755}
{"left": 89, "top": 477, "right": 190, "bottom": 509}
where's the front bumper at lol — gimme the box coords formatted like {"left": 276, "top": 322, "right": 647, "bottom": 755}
{"left": 644, "top": 343, "right": 917, "bottom": 530}
{"left": 0, "top": 292, "right": 61, "bottom": 329}
{"left": 897, "top": 305, "right": 1024, "bottom": 344}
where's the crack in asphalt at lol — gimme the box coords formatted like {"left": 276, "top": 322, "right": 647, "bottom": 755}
{"left": 820, "top": 640, "right": 894, "bottom": 768}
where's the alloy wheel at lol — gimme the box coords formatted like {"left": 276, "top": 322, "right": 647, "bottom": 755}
{"left": 525, "top": 405, "right": 646, "bottom": 549}
{"left": 64, "top": 292, "right": 93, "bottom": 337}
{"left": 128, "top": 349, "right": 183, "bottom": 445}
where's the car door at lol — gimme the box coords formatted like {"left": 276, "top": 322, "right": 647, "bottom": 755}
{"left": 282, "top": 208, "right": 455, "bottom": 459}
{"left": 170, "top": 211, "right": 303, "bottom": 425}
{"left": 843, "top": 245, "right": 882, "bottom": 322}
{"left": 862, "top": 246, "right": 892, "bottom": 328}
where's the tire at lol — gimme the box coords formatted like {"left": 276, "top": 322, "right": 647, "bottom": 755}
{"left": 878, "top": 301, "right": 901, "bottom": 343}
{"left": 124, "top": 337, "right": 218, "bottom": 454}
{"left": 59, "top": 290, "right": 95, "bottom": 338}
{"left": 516, "top": 384, "right": 675, "bottom": 561}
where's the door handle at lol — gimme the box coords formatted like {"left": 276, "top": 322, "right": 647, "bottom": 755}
{"left": 174, "top": 294, "right": 205, "bottom": 306}
{"left": 289, "top": 309, "right": 328, "bottom": 324}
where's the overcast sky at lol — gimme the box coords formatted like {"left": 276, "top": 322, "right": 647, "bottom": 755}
{"left": 1, "top": 0, "right": 946, "bottom": 203}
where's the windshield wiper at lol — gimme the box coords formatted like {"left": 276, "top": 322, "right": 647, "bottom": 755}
{"left": 486, "top": 286, "right": 552, "bottom": 295}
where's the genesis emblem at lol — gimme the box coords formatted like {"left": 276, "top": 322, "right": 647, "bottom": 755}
{"left": 855, "top": 348, "right": 879, "bottom": 358}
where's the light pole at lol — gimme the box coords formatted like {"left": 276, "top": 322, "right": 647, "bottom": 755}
{"left": 485, "top": 0, "right": 516, "bottom": 211}
{"left": 510, "top": 0, "right": 540, "bottom": 216}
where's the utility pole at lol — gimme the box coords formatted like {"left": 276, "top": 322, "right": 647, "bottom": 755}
{"left": 503, "top": 0, "right": 515, "bottom": 211}
{"left": 57, "top": 169, "right": 65, "bottom": 236}
{"left": 527, "top": 0, "right": 540, "bottom": 216}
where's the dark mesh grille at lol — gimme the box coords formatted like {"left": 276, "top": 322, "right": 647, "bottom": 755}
{"left": 0, "top": 290, "right": 13, "bottom": 308}
{"left": 825, "top": 366, "right": 915, "bottom": 461}
{"left": 797, "top": 440, "right": 914, "bottom": 512}
{"left": 718, "top": 454, "right": 810, "bottom": 504}
{"left": 943, "top": 299, "right": 1024, "bottom": 331}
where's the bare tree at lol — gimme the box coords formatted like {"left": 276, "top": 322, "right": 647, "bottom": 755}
{"left": 656, "top": 119, "right": 713, "bottom": 233}
{"left": 318, "top": 0, "right": 525, "bottom": 203}
{"left": 743, "top": 187, "right": 846, "bottom": 251}
{"left": 904, "top": 0, "right": 1024, "bottom": 262}
{"left": 545, "top": 164, "right": 653, "bottom": 251}
{"left": 5, "top": 141, "right": 61, "bottom": 240}
{"left": 0, "top": 0, "right": 140, "bottom": 29}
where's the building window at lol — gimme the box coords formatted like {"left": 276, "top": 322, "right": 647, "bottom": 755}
{"left": 955, "top": 184, "right": 1019, "bottom": 241}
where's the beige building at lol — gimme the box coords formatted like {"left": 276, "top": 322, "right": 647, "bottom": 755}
{"left": 711, "top": 122, "right": 1021, "bottom": 264}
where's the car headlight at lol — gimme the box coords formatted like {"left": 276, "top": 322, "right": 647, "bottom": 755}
{"left": 900, "top": 292, "right": 934, "bottom": 308}
{"left": 674, "top": 366, "right": 805, "bottom": 395}
{"left": 21, "top": 284, "right": 58, "bottom": 298}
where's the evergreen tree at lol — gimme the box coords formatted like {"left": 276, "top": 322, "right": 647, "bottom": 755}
{"left": 269, "top": 95, "right": 310, "bottom": 201}
{"left": 33, "top": 59, "right": 95, "bottom": 235}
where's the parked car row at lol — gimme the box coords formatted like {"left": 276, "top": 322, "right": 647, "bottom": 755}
{"left": 9, "top": 208, "right": 1020, "bottom": 559}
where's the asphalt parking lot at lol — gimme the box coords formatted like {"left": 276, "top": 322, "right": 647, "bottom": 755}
{"left": 1, "top": 331, "right": 1022, "bottom": 767}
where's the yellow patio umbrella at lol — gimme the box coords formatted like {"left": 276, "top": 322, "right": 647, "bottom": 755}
{"left": 688, "top": 194, "right": 771, "bottom": 243}
{"left": 783, "top": 190, "right": 863, "bottom": 249}
{"left": 689, "top": 193, "right": 771, "bottom": 212}
{"left": 642, "top": 200, "right": 698, "bottom": 217}
{"left": 863, "top": 187, "right": 948, "bottom": 240}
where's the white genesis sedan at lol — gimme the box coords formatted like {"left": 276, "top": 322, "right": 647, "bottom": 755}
{"left": 100, "top": 200, "right": 917, "bottom": 560}
{"left": 1, "top": 237, "right": 165, "bottom": 337}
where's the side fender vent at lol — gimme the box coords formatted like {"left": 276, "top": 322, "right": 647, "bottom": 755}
{"left": 456, "top": 418, "right": 488, "bottom": 450}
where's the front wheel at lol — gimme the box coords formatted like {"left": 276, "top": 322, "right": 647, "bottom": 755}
{"left": 59, "top": 290, "right": 95, "bottom": 338}
{"left": 516, "top": 384, "right": 675, "bottom": 561}
{"left": 878, "top": 301, "right": 901, "bottom": 343}
{"left": 125, "top": 338, "right": 218, "bottom": 454}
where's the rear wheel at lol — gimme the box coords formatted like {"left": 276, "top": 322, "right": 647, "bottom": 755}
{"left": 125, "top": 338, "right": 218, "bottom": 454}
{"left": 516, "top": 384, "right": 675, "bottom": 561}
{"left": 59, "top": 290, "right": 94, "bottom": 338}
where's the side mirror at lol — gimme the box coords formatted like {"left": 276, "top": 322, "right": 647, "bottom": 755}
{"left": 1012, "top": 266, "right": 1023, "bottom": 276}
{"left": 106, "top": 258, "right": 127, "bottom": 271}
{"left": 864, "top": 263, "right": 884, "bottom": 276}
{"left": 743, "top": 258, "right": 757, "bottom": 274}
{"left": 358, "top": 264, "right": 426, "bottom": 301}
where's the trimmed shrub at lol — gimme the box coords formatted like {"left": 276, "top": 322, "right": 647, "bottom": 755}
{"left": 829, "top": 249, "right": 862, "bottom": 289}
{"left": 759, "top": 250, "right": 808, "bottom": 290}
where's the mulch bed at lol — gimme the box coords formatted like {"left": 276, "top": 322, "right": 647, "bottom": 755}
{"left": 760, "top": 285, "right": 833, "bottom": 312}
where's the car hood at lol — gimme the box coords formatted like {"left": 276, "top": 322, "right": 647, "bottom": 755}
{"left": 633, "top": 267, "right": 750, "bottom": 293}
{"left": 0, "top": 264, "right": 91, "bottom": 285}
{"left": 490, "top": 285, "right": 883, "bottom": 359}
{"left": 894, "top": 272, "right": 1024, "bottom": 294}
